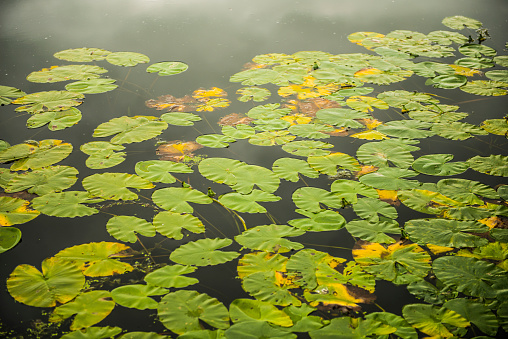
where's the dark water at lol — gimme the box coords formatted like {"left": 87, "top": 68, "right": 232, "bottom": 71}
{"left": 1, "top": 0, "right": 508, "bottom": 337}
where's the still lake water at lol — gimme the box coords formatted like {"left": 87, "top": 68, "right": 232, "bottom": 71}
{"left": 1, "top": 0, "right": 508, "bottom": 337}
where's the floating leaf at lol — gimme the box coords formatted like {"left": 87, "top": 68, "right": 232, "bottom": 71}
{"left": 0, "top": 139, "right": 73, "bottom": 171}
{"left": 55, "top": 242, "right": 134, "bottom": 277}
{"left": 235, "top": 224, "right": 305, "bottom": 253}
{"left": 353, "top": 241, "right": 431, "bottom": 284}
{"left": 376, "top": 90, "right": 438, "bottom": 110}
{"left": 288, "top": 124, "right": 334, "bottom": 139}
{"left": 437, "top": 178, "right": 498, "bottom": 204}
{"left": 106, "top": 216, "right": 156, "bottom": 243}
{"left": 4, "top": 165, "right": 78, "bottom": 196}
{"left": 65, "top": 78, "right": 118, "bottom": 94}
{"left": 405, "top": 219, "right": 489, "bottom": 248}
{"left": 80, "top": 141, "right": 126, "bottom": 169}
{"left": 60, "top": 327, "right": 122, "bottom": 339}
{"left": 377, "top": 120, "right": 434, "bottom": 139}
{"left": 230, "top": 68, "right": 280, "bottom": 86}
{"left": 0, "top": 227, "right": 22, "bottom": 253}
{"left": 49, "top": 290, "right": 115, "bottom": 330}
{"left": 408, "top": 105, "right": 467, "bottom": 123}
{"left": 229, "top": 298, "right": 293, "bottom": 326}
{"left": 146, "top": 61, "right": 188, "bottom": 76}
{"left": 196, "top": 134, "right": 236, "bottom": 148}
{"left": 152, "top": 187, "right": 212, "bottom": 213}
{"left": 12, "top": 90, "right": 82, "bottom": 114}
{"left": 135, "top": 160, "right": 192, "bottom": 183}
{"left": 330, "top": 179, "right": 378, "bottom": 205}
{"left": 222, "top": 124, "right": 256, "bottom": 139}
{"left": 237, "top": 87, "right": 271, "bottom": 102}
{"left": 228, "top": 164, "right": 280, "bottom": 194}
{"left": 31, "top": 191, "right": 100, "bottom": 218}
{"left": 459, "top": 44, "right": 496, "bottom": 57}
{"left": 365, "top": 312, "right": 418, "bottom": 339}
{"left": 282, "top": 140, "right": 333, "bottom": 157}
{"left": 153, "top": 211, "right": 204, "bottom": 240}
{"left": 398, "top": 189, "right": 459, "bottom": 215}
{"left": 144, "top": 265, "right": 198, "bottom": 288}
{"left": 106, "top": 51, "right": 149, "bottom": 66}
{"left": 493, "top": 55, "right": 508, "bottom": 67}
{"left": 249, "top": 130, "right": 296, "bottom": 146}
{"left": 427, "top": 74, "right": 467, "bottom": 89}
{"left": 455, "top": 57, "right": 495, "bottom": 69}
{"left": 467, "top": 155, "right": 508, "bottom": 176}
{"left": 111, "top": 284, "right": 167, "bottom": 310}
{"left": 353, "top": 197, "right": 398, "bottom": 222}
{"left": 26, "top": 65, "right": 108, "bottom": 83}
{"left": 433, "top": 256, "right": 507, "bottom": 299}
{"left": 406, "top": 61, "right": 455, "bottom": 77}
{"left": 356, "top": 141, "right": 414, "bottom": 168}
{"left": 292, "top": 187, "right": 345, "bottom": 212}
{"left": 460, "top": 80, "right": 508, "bottom": 96}
{"left": 225, "top": 320, "right": 296, "bottom": 339}
{"left": 254, "top": 118, "right": 291, "bottom": 131}
{"left": 160, "top": 112, "right": 201, "bottom": 126}
{"left": 354, "top": 67, "right": 411, "bottom": 85}
{"left": 0, "top": 85, "right": 26, "bottom": 105}
{"left": 402, "top": 304, "right": 469, "bottom": 338}
{"left": 83, "top": 173, "right": 154, "bottom": 200}
{"left": 53, "top": 47, "right": 111, "bottom": 62}
{"left": 412, "top": 154, "right": 468, "bottom": 176}
{"left": 309, "top": 317, "right": 395, "bottom": 338}
{"left": 241, "top": 271, "right": 302, "bottom": 307}
{"left": 7, "top": 257, "right": 85, "bottom": 307}
{"left": 316, "top": 108, "right": 369, "bottom": 129}
{"left": 442, "top": 16, "right": 482, "bottom": 30}
{"left": 170, "top": 238, "right": 239, "bottom": 266}
{"left": 444, "top": 298, "right": 499, "bottom": 337}
{"left": 346, "top": 96, "right": 388, "bottom": 112}
{"left": 272, "top": 157, "right": 319, "bottom": 182}
{"left": 282, "top": 304, "right": 324, "bottom": 332}
{"left": 481, "top": 118, "right": 508, "bottom": 136}
{"left": 248, "top": 104, "right": 292, "bottom": 120}
{"left": 198, "top": 157, "right": 245, "bottom": 186}
{"left": 359, "top": 167, "right": 420, "bottom": 190}
{"left": 0, "top": 196, "right": 39, "bottom": 226}
{"left": 288, "top": 209, "right": 346, "bottom": 231}
{"left": 432, "top": 121, "right": 489, "bottom": 140}
{"left": 219, "top": 190, "right": 281, "bottom": 213}
{"left": 93, "top": 116, "right": 168, "bottom": 144}
{"left": 26, "top": 107, "right": 82, "bottom": 131}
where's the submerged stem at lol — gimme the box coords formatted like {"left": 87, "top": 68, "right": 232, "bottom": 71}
{"left": 135, "top": 234, "right": 156, "bottom": 265}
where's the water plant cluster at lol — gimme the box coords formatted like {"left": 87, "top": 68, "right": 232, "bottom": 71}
{"left": 0, "top": 15, "right": 508, "bottom": 338}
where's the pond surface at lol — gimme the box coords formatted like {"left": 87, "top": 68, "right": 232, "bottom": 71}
{"left": 1, "top": 0, "right": 508, "bottom": 338}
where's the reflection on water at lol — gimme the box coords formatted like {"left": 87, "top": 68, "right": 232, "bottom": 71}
{"left": 1, "top": 0, "right": 508, "bottom": 337}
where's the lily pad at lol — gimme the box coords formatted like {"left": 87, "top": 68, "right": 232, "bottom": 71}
{"left": 0, "top": 227, "right": 22, "bottom": 253}
{"left": 106, "top": 216, "right": 156, "bottom": 243}
{"left": 237, "top": 87, "right": 271, "bottom": 102}
{"left": 196, "top": 134, "right": 236, "bottom": 148}
{"left": 235, "top": 224, "right": 305, "bottom": 253}
{"left": 229, "top": 298, "right": 293, "bottom": 326}
{"left": 412, "top": 154, "right": 469, "bottom": 176}
{"left": 432, "top": 121, "right": 489, "bottom": 140}
{"left": 377, "top": 120, "right": 434, "bottom": 139}
{"left": 436, "top": 178, "right": 498, "bottom": 204}
{"left": 53, "top": 47, "right": 111, "bottom": 62}
{"left": 282, "top": 140, "right": 333, "bottom": 157}
{"left": 160, "top": 112, "right": 201, "bottom": 126}
{"left": 7, "top": 257, "right": 85, "bottom": 307}
{"left": 0, "top": 196, "right": 40, "bottom": 225}
{"left": 459, "top": 44, "right": 496, "bottom": 58}
{"left": 219, "top": 190, "right": 281, "bottom": 213}
{"left": 356, "top": 141, "right": 414, "bottom": 168}
{"left": 0, "top": 85, "right": 26, "bottom": 105}
{"left": 65, "top": 78, "right": 118, "bottom": 94}
{"left": 152, "top": 187, "right": 212, "bottom": 213}
{"left": 0, "top": 139, "right": 73, "bottom": 171}
{"left": 144, "top": 265, "right": 198, "bottom": 288}
{"left": 346, "top": 218, "right": 399, "bottom": 244}
{"left": 455, "top": 57, "right": 495, "bottom": 69}
{"left": 60, "top": 327, "right": 122, "bottom": 339}
{"left": 13, "top": 90, "right": 83, "bottom": 114}
{"left": 4, "top": 165, "right": 78, "bottom": 196}
{"left": 288, "top": 209, "right": 346, "bottom": 231}
{"left": 80, "top": 141, "right": 126, "bottom": 169}
{"left": 26, "top": 65, "right": 108, "bottom": 83}
{"left": 146, "top": 61, "right": 188, "bottom": 76}
{"left": 272, "top": 157, "right": 320, "bottom": 182}
{"left": 135, "top": 160, "right": 193, "bottom": 183}
{"left": 402, "top": 304, "right": 469, "bottom": 338}
{"left": 467, "top": 154, "right": 508, "bottom": 176}
{"left": 222, "top": 124, "right": 256, "bottom": 139}
{"left": 111, "top": 284, "right": 167, "bottom": 310}
{"left": 249, "top": 130, "right": 296, "bottom": 146}
{"left": 93, "top": 116, "right": 168, "bottom": 144}
{"left": 460, "top": 80, "right": 507, "bottom": 96}
{"left": 31, "top": 191, "right": 100, "bottom": 218}
{"left": 225, "top": 320, "right": 295, "bottom": 339}
{"left": 153, "top": 211, "right": 205, "bottom": 240}
{"left": 292, "top": 187, "right": 346, "bottom": 212}
{"left": 315, "top": 108, "right": 369, "bottom": 129}
{"left": 82, "top": 173, "right": 154, "bottom": 200}
{"left": 26, "top": 107, "right": 82, "bottom": 131}
{"left": 106, "top": 51, "right": 149, "bottom": 66}
{"left": 170, "top": 238, "right": 239, "bottom": 266}
{"left": 288, "top": 124, "right": 334, "bottom": 139}
{"left": 330, "top": 179, "right": 378, "bottom": 204}
{"left": 427, "top": 74, "right": 467, "bottom": 89}
{"left": 481, "top": 118, "right": 508, "bottom": 136}
{"left": 442, "top": 16, "right": 482, "bottom": 30}
{"left": 230, "top": 68, "right": 280, "bottom": 86}
{"left": 353, "top": 197, "right": 398, "bottom": 222}
{"left": 359, "top": 167, "right": 420, "bottom": 190}
{"left": 444, "top": 298, "right": 499, "bottom": 337}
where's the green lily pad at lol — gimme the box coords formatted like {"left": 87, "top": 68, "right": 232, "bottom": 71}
{"left": 0, "top": 85, "right": 26, "bottom": 105}
{"left": 359, "top": 167, "right": 420, "bottom": 190}
{"left": 250, "top": 130, "right": 296, "bottom": 146}
{"left": 235, "top": 224, "right": 305, "bottom": 253}
{"left": 0, "top": 139, "right": 73, "bottom": 171}
{"left": 346, "top": 218, "right": 399, "bottom": 244}
{"left": 111, "top": 284, "right": 168, "bottom": 310}
{"left": 330, "top": 179, "right": 378, "bottom": 204}
{"left": 412, "top": 154, "right": 469, "bottom": 176}
{"left": 153, "top": 211, "right": 205, "bottom": 240}
{"left": 493, "top": 55, "right": 508, "bottom": 67}
{"left": 146, "top": 61, "right": 188, "bottom": 75}
{"left": 80, "top": 141, "right": 126, "bottom": 169}
{"left": 427, "top": 74, "right": 467, "bottom": 89}
{"left": 308, "top": 152, "right": 361, "bottom": 175}
{"left": 408, "top": 105, "right": 468, "bottom": 123}
{"left": 65, "top": 78, "right": 118, "bottom": 94}
{"left": 433, "top": 256, "right": 507, "bottom": 299}
{"left": 377, "top": 90, "right": 439, "bottom": 110}
{"left": 481, "top": 118, "right": 508, "bottom": 136}
{"left": 160, "top": 112, "right": 201, "bottom": 126}
{"left": 60, "top": 327, "right": 122, "bottom": 339}
{"left": 288, "top": 209, "right": 346, "bottom": 232}
{"left": 237, "top": 87, "right": 271, "bottom": 102}
{"left": 356, "top": 141, "right": 414, "bottom": 168}
{"left": 365, "top": 312, "right": 418, "bottom": 339}
{"left": 0, "top": 196, "right": 39, "bottom": 226}
{"left": 83, "top": 172, "right": 154, "bottom": 200}
{"left": 455, "top": 57, "right": 495, "bottom": 69}
{"left": 288, "top": 124, "right": 334, "bottom": 139}
{"left": 460, "top": 80, "right": 508, "bottom": 96}
{"left": 459, "top": 44, "right": 497, "bottom": 58}
{"left": 432, "top": 121, "right": 489, "bottom": 140}
{"left": 152, "top": 187, "right": 212, "bottom": 213}
{"left": 353, "top": 197, "right": 398, "bottom": 222}
{"left": 282, "top": 140, "right": 333, "bottom": 157}
{"left": 442, "top": 16, "right": 482, "bottom": 30}
{"left": 229, "top": 164, "right": 280, "bottom": 194}
{"left": 402, "top": 304, "right": 469, "bottom": 338}
{"left": 196, "top": 134, "right": 236, "bottom": 148}
{"left": 26, "top": 65, "right": 108, "bottom": 83}
{"left": 230, "top": 68, "right": 280, "bottom": 86}
{"left": 7, "top": 257, "right": 85, "bottom": 307}
{"left": 282, "top": 304, "right": 324, "bottom": 332}
{"left": 26, "top": 107, "right": 82, "bottom": 131}
{"left": 315, "top": 108, "right": 370, "bottom": 129}
{"left": 272, "top": 157, "right": 319, "bottom": 182}
{"left": 55, "top": 241, "right": 134, "bottom": 277}
{"left": 144, "top": 265, "right": 199, "bottom": 288}
{"left": 247, "top": 104, "right": 291, "bottom": 120}
{"left": 4, "top": 165, "right": 78, "bottom": 195}
{"left": 437, "top": 178, "right": 498, "bottom": 204}
{"left": 230, "top": 298, "right": 293, "bottom": 326}
{"left": 198, "top": 157, "right": 245, "bottom": 186}
{"left": 377, "top": 120, "right": 434, "bottom": 139}
{"left": 253, "top": 118, "right": 291, "bottom": 131}
{"left": 13, "top": 90, "right": 83, "bottom": 113}
{"left": 346, "top": 95, "right": 389, "bottom": 112}
{"left": 93, "top": 116, "right": 168, "bottom": 144}
{"left": 467, "top": 154, "right": 508, "bottom": 176}
{"left": 53, "top": 48, "right": 111, "bottom": 61}
{"left": 292, "top": 187, "right": 345, "bottom": 212}
{"left": 309, "top": 317, "right": 396, "bottom": 338}
{"left": 219, "top": 190, "right": 281, "bottom": 213}
{"left": 222, "top": 124, "right": 256, "bottom": 139}
{"left": 106, "top": 51, "right": 149, "bottom": 66}
{"left": 241, "top": 271, "right": 303, "bottom": 307}
{"left": 49, "top": 290, "right": 115, "bottom": 330}
{"left": 225, "top": 320, "right": 296, "bottom": 339}
{"left": 444, "top": 298, "right": 499, "bottom": 337}
{"left": 405, "top": 219, "right": 489, "bottom": 248}
{"left": 135, "top": 160, "right": 193, "bottom": 183}
{"left": 106, "top": 216, "right": 156, "bottom": 243}
{"left": 170, "top": 238, "right": 239, "bottom": 266}
{"left": 31, "top": 191, "right": 100, "bottom": 218}
{"left": 0, "top": 227, "right": 21, "bottom": 253}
